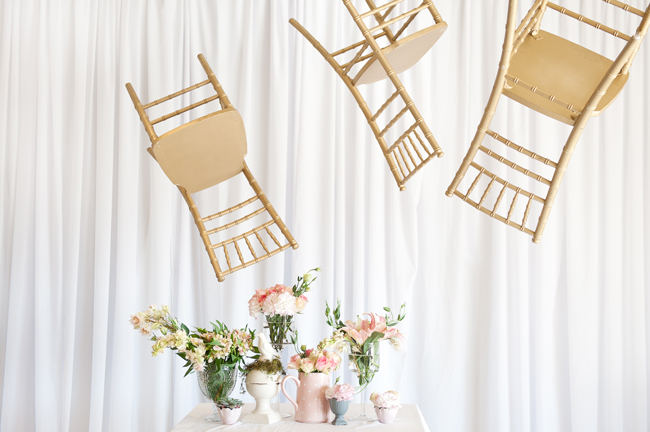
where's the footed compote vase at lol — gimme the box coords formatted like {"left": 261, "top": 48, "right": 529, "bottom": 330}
{"left": 196, "top": 362, "right": 238, "bottom": 422}
{"left": 329, "top": 399, "right": 350, "bottom": 426}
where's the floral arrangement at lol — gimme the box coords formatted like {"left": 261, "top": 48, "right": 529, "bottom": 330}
{"left": 370, "top": 390, "right": 401, "bottom": 409}
{"left": 288, "top": 332, "right": 344, "bottom": 374}
{"left": 326, "top": 384, "right": 355, "bottom": 402}
{"left": 325, "top": 301, "right": 405, "bottom": 389}
{"left": 130, "top": 305, "right": 254, "bottom": 375}
{"left": 248, "top": 268, "right": 319, "bottom": 350}
{"left": 288, "top": 347, "right": 342, "bottom": 374}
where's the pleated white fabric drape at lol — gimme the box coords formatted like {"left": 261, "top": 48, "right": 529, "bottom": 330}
{"left": 1, "top": 0, "right": 650, "bottom": 431}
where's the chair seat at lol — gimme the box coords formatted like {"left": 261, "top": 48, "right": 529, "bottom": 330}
{"left": 503, "top": 30, "right": 628, "bottom": 125}
{"left": 152, "top": 108, "right": 247, "bottom": 193}
{"left": 355, "top": 22, "right": 447, "bottom": 85}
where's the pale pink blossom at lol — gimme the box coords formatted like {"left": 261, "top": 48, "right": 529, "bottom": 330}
{"left": 315, "top": 355, "right": 329, "bottom": 371}
{"left": 326, "top": 383, "right": 355, "bottom": 401}
{"left": 301, "top": 359, "right": 315, "bottom": 374}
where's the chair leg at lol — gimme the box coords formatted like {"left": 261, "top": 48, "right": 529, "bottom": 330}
{"left": 178, "top": 186, "right": 225, "bottom": 282}
{"left": 448, "top": 0, "right": 519, "bottom": 197}
{"left": 532, "top": 119, "right": 586, "bottom": 242}
{"left": 290, "top": 18, "right": 441, "bottom": 190}
{"left": 241, "top": 162, "right": 298, "bottom": 250}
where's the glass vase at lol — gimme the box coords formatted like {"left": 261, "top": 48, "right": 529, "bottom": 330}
{"left": 349, "top": 341, "right": 380, "bottom": 420}
{"left": 272, "top": 342, "right": 294, "bottom": 417}
{"left": 196, "top": 362, "right": 238, "bottom": 422}
{"left": 264, "top": 314, "right": 295, "bottom": 352}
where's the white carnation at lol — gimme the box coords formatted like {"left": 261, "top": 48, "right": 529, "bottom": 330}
{"left": 269, "top": 291, "right": 298, "bottom": 316}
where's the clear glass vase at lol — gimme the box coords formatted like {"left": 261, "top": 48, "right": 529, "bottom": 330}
{"left": 196, "top": 362, "right": 238, "bottom": 422}
{"left": 264, "top": 314, "right": 295, "bottom": 352}
{"left": 349, "top": 341, "right": 380, "bottom": 420}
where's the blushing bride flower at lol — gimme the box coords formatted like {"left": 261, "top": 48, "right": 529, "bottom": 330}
{"left": 326, "top": 383, "right": 355, "bottom": 401}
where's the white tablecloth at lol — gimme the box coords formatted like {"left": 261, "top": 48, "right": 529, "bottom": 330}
{"left": 171, "top": 403, "right": 431, "bottom": 431}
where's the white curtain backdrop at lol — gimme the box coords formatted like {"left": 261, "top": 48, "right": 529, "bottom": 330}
{"left": 1, "top": 0, "right": 650, "bottom": 431}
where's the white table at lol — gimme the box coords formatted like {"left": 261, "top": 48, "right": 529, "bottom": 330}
{"left": 172, "top": 403, "right": 431, "bottom": 431}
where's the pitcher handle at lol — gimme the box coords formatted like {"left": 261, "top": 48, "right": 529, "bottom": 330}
{"left": 280, "top": 375, "right": 300, "bottom": 412}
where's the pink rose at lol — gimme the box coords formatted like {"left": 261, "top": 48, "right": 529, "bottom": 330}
{"left": 315, "top": 355, "right": 329, "bottom": 371}
{"left": 288, "top": 354, "right": 301, "bottom": 370}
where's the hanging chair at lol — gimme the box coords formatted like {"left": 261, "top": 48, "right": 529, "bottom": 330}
{"left": 291, "top": 0, "right": 447, "bottom": 190}
{"left": 447, "top": 0, "right": 650, "bottom": 242}
{"left": 125, "top": 54, "right": 298, "bottom": 282}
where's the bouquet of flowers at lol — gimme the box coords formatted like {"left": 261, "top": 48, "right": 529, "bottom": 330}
{"left": 326, "top": 383, "right": 355, "bottom": 402}
{"left": 248, "top": 268, "right": 319, "bottom": 350}
{"left": 130, "top": 305, "right": 254, "bottom": 374}
{"left": 325, "top": 301, "right": 405, "bottom": 390}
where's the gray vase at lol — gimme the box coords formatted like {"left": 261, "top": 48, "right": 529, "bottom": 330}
{"left": 329, "top": 399, "right": 350, "bottom": 426}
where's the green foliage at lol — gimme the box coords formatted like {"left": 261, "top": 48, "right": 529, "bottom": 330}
{"left": 385, "top": 303, "right": 406, "bottom": 327}
{"left": 325, "top": 300, "right": 345, "bottom": 330}
{"left": 292, "top": 267, "right": 320, "bottom": 297}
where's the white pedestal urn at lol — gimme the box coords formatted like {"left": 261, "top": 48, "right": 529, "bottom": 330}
{"left": 245, "top": 369, "right": 282, "bottom": 424}
{"left": 243, "top": 334, "right": 284, "bottom": 425}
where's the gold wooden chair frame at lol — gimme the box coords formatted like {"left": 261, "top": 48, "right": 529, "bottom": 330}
{"left": 290, "top": 0, "right": 447, "bottom": 190}
{"left": 126, "top": 54, "right": 298, "bottom": 282}
{"left": 447, "top": 0, "right": 650, "bottom": 242}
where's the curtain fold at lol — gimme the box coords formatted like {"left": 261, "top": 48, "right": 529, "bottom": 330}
{"left": 1, "top": 0, "right": 649, "bottom": 431}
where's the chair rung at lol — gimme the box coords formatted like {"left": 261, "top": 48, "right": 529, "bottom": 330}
{"left": 547, "top": 2, "right": 631, "bottom": 41}
{"left": 202, "top": 196, "right": 258, "bottom": 223}
{"left": 205, "top": 206, "right": 266, "bottom": 235}
{"left": 454, "top": 190, "right": 536, "bottom": 236}
{"left": 143, "top": 79, "right": 211, "bottom": 109}
{"left": 372, "top": 91, "right": 400, "bottom": 121}
{"left": 331, "top": 34, "right": 387, "bottom": 57}
{"left": 602, "top": 0, "right": 645, "bottom": 17}
{"left": 221, "top": 242, "right": 292, "bottom": 275}
{"left": 486, "top": 130, "right": 557, "bottom": 168}
{"left": 478, "top": 145, "right": 552, "bottom": 185}
{"left": 380, "top": 106, "right": 409, "bottom": 136}
{"left": 211, "top": 220, "right": 275, "bottom": 250}
{"left": 368, "top": 4, "right": 429, "bottom": 33}
{"left": 360, "top": 0, "right": 406, "bottom": 18}
{"left": 388, "top": 122, "right": 419, "bottom": 152}
{"left": 341, "top": 52, "right": 375, "bottom": 70}
{"left": 469, "top": 162, "right": 545, "bottom": 203}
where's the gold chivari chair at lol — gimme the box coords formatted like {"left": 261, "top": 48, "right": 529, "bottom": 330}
{"left": 291, "top": 0, "right": 447, "bottom": 190}
{"left": 447, "top": 0, "right": 650, "bottom": 242}
{"left": 126, "top": 54, "right": 298, "bottom": 282}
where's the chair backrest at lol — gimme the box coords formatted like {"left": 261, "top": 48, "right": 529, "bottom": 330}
{"left": 125, "top": 54, "right": 247, "bottom": 193}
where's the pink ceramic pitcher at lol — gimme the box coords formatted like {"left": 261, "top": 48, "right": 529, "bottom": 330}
{"left": 281, "top": 372, "right": 330, "bottom": 423}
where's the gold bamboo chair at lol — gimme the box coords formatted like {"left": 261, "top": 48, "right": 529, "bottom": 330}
{"left": 447, "top": 0, "right": 650, "bottom": 242}
{"left": 290, "top": 0, "right": 447, "bottom": 190}
{"left": 125, "top": 54, "right": 298, "bottom": 282}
